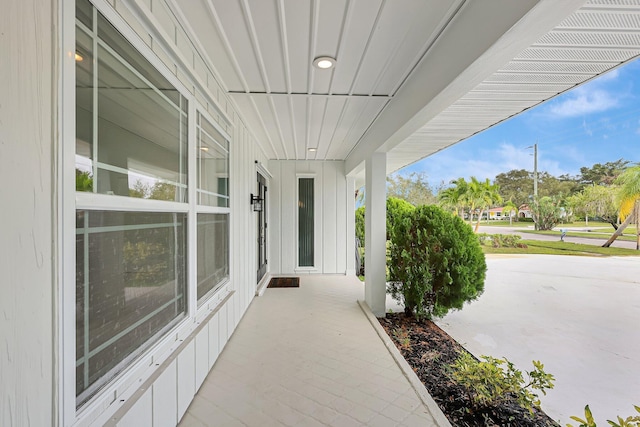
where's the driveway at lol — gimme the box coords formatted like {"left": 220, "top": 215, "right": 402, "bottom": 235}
{"left": 435, "top": 255, "right": 640, "bottom": 425}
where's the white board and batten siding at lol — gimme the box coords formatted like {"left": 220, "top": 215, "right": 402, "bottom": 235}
{"left": 1, "top": 0, "right": 267, "bottom": 425}
{"left": 0, "top": 1, "right": 55, "bottom": 426}
{"left": 268, "top": 160, "right": 350, "bottom": 275}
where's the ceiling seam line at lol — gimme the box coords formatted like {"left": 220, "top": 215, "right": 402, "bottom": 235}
{"left": 239, "top": 0, "right": 271, "bottom": 93}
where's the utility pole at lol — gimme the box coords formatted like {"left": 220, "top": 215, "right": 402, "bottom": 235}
{"left": 533, "top": 143, "right": 538, "bottom": 199}
{"left": 527, "top": 143, "right": 539, "bottom": 230}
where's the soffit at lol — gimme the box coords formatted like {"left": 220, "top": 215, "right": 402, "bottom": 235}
{"left": 386, "top": 0, "right": 640, "bottom": 175}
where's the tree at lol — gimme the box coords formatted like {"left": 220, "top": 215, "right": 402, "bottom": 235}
{"left": 386, "top": 172, "right": 436, "bottom": 206}
{"left": 531, "top": 196, "right": 563, "bottom": 231}
{"left": 603, "top": 166, "right": 640, "bottom": 249}
{"left": 438, "top": 177, "right": 469, "bottom": 218}
{"left": 502, "top": 200, "right": 519, "bottom": 225}
{"left": 579, "top": 159, "right": 630, "bottom": 187}
{"left": 388, "top": 205, "right": 486, "bottom": 319}
{"left": 467, "top": 177, "right": 502, "bottom": 232}
{"left": 568, "top": 185, "right": 619, "bottom": 229}
{"left": 494, "top": 169, "right": 532, "bottom": 207}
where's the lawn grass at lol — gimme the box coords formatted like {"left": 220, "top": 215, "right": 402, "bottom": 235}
{"left": 482, "top": 239, "right": 640, "bottom": 256}
{"left": 518, "top": 229, "right": 637, "bottom": 242}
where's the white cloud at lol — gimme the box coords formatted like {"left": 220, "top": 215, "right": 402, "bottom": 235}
{"left": 582, "top": 119, "right": 593, "bottom": 136}
{"left": 547, "top": 87, "right": 618, "bottom": 118}
{"left": 406, "top": 142, "right": 574, "bottom": 186}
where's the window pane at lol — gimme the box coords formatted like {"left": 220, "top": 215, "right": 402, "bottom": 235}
{"left": 299, "top": 178, "right": 314, "bottom": 267}
{"left": 75, "top": 210, "right": 187, "bottom": 403}
{"left": 75, "top": 7, "right": 188, "bottom": 202}
{"left": 197, "top": 113, "right": 229, "bottom": 207}
{"left": 197, "top": 214, "right": 229, "bottom": 301}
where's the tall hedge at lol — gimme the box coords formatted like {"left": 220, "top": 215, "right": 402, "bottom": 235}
{"left": 388, "top": 205, "right": 486, "bottom": 320}
{"left": 354, "top": 197, "right": 415, "bottom": 247}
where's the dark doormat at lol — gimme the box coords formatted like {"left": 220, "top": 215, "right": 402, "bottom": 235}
{"left": 267, "top": 277, "right": 300, "bottom": 288}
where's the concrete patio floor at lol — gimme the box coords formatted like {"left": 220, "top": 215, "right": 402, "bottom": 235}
{"left": 179, "top": 275, "right": 445, "bottom": 427}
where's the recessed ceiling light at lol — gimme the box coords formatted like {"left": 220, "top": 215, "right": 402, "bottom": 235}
{"left": 75, "top": 51, "right": 83, "bottom": 62}
{"left": 308, "top": 147, "right": 317, "bottom": 152}
{"left": 313, "top": 56, "right": 336, "bottom": 70}
{"left": 200, "top": 147, "right": 209, "bottom": 152}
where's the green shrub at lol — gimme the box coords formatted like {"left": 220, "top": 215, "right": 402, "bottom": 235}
{"left": 451, "top": 352, "right": 555, "bottom": 414}
{"left": 355, "top": 206, "right": 365, "bottom": 247}
{"left": 386, "top": 197, "right": 415, "bottom": 240}
{"left": 568, "top": 405, "right": 640, "bottom": 427}
{"left": 388, "top": 205, "right": 486, "bottom": 319}
{"left": 531, "top": 196, "right": 564, "bottom": 230}
{"left": 477, "top": 233, "right": 527, "bottom": 248}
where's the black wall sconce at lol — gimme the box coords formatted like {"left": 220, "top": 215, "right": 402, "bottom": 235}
{"left": 250, "top": 193, "right": 263, "bottom": 212}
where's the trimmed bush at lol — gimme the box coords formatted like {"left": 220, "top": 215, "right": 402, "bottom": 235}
{"left": 388, "top": 205, "right": 486, "bottom": 319}
{"left": 477, "top": 233, "right": 527, "bottom": 248}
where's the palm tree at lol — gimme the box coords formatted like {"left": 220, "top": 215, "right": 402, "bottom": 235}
{"left": 502, "top": 200, "right": 519, "bottom": 225}
{"left": 438, "top": 178, "right": 469, "bottom": 218}
{"left": 602, "top": 166, "right": 640, "bottom": 249}
{"left": 467, "top": 177, "right": 503, "bottom": 232}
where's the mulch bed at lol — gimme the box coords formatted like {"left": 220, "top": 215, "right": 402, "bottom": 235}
{"left": 379, "top": 313, "right": 559, "bottom": 427}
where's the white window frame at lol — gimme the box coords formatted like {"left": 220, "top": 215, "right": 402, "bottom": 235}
{"left": 59, "top": 1, "right": 233, "bottom": 425}
{"left": 295, "top": 173, "right": 319, "bottom": 271}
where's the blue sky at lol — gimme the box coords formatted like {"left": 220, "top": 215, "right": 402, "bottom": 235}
{"left": 397, "top": 58, "right": 640, "bottom": 188}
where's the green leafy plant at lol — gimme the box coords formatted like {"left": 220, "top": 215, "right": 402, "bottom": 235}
{"left": 477, "top": 233, "right": 527, "bottom": 248}
{"left": 391, "top": 328, "right": 411, "bottom": 350}
{"left": 451, "top": 352, "right": 555, "bottom": 414}
{"left": 568, "top": 405, "right": 640, "bottom": 427}
{"left": 388, "top": 205, "right": 486, "bottom": 319}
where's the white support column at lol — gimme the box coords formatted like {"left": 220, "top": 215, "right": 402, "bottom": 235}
{"left": 365, "top": 153, "right": 386, "bottom": 317}
{"left": 346, "top": 176, "right": 356, "bottom": 276}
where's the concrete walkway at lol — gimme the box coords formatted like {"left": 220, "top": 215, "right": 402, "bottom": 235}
{"left": 436, "top": 255, "right": 640, "bottom": 426}
{"left": 179, "top": 275, "right": 443, "bottom": 427}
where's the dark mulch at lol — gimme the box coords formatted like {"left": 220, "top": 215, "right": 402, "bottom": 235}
{"left": 379, "top": 313, "right": 559, "bottom": 427}
{"left": 267, "top": 277, "right": 300, "bottom": 288}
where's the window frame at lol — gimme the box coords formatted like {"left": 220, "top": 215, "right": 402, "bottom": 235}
{"left": 60, "top": 0, "right": 233, "bottom": 424}
{"left": 296, "top": 174, "right": 319, "bottom": 271}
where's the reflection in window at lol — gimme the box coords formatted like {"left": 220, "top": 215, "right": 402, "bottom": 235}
{"left": 75, "top": 210, "right": 186, "bottom": 405}
{"left": 197, "top": 214, "right": 229, "bottom": 301}
{"left": 197, "top": 113, "right": 229, "bottom": 207}
{"left": 299, "top": 178, "right": 314, "bottom": 267}
{"left": 75, "top": 0, "right": 187, "bottom": 202}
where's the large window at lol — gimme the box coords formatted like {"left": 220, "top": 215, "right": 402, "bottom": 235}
{"left": 74, "top": 0, "right": 204, "bottom": 407}
{"left": 196, "top": 113, "right": 230, "bottom": 302}
{"left": 76, "top": 0, "right": 187, "bottom": 201}
{"left": 75, "top": 211, "right": 186, "bottom": 402}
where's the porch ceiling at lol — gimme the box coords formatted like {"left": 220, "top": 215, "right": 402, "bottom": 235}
{"left": 168, "top": 0, "right": 640, "bottom": 177}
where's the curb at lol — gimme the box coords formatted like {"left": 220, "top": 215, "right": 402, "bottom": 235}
{"left": 357, "top": 300, "right": 452, "bottom": 427}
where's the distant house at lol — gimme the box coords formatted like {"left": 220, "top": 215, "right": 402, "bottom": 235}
{"left": 519, "top": 204, "right": 534, "bottom": 219}
{"left": 487, "top": 207, "right": 506, "bottom": 220}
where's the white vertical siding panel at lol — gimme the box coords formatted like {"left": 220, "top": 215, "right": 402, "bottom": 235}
{"left": 281, "top": 162, "right": 297, "bottom": 273}
{"left": 218, "top": 305, "right": 229, "bottom": 351}
{"left": 323, "top": 162, "right": 337, "bottom": 273}
{"left": 336, "top": 163, "right": 348, "bottom": 274}
{"left": 208, "top": 313, "right": 220, "bottom": 369}
{"left": 1, "top": 1, "right": 54, "bottom": 425}
{"left": 308, "top": 162, "right": 324, "bottom": 272}
{"left": 268, "top": 161, "right": 282, "bottom": 274}
{"left": 116, "top": 389, "right": 152, "bottom": 427}
{"left": 195, "top": 327, "right": 209, "bottom": 391}
{"left": 176, "top": 341, "right": 196, "bottom": 420}
{"left": 152, "top": 360, "right": 178, "bottom": 427}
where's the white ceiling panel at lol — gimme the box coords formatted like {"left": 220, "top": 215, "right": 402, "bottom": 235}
{"left": 169, "top": 0, "right": 640, "bottom": 171}
{"left": 246, "top": 0, "right": 288, "bottom": 92}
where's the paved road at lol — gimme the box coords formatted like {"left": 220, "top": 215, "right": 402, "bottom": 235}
{"left": 435, "top": 255, "right": 640, "bottom": 426}
{"left": 477, "top": 224, "right": 639, "bottom": 250}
